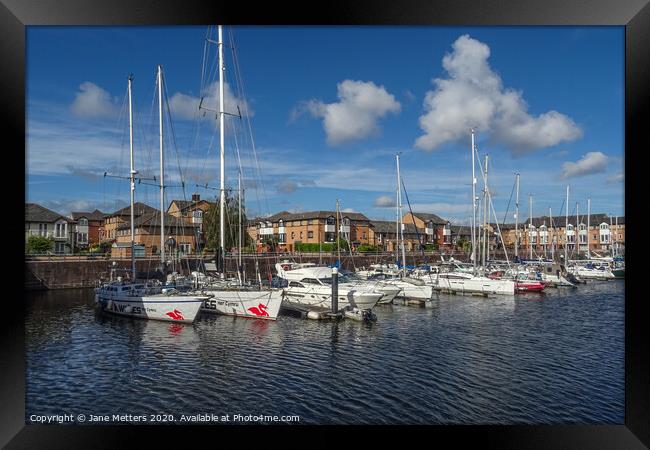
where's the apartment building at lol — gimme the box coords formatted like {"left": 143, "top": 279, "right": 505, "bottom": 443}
{"left": 402, "top": 212, "right": 447, "bottom": 245}
{"left": 70, "top": 210, "right": 108, "bottom": 248}
{"left": 248, "top": 211, "right": 372, "bottom": 252}
{"left": 25, "top": 203, "right": 74, "bottom": 254}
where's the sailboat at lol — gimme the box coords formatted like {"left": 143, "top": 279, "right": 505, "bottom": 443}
{"left": 427, "top": 130, "right": 515, "bottom": 296}
{"left": 94, "top": 71, "right": 207, "bottom": 324}
{"left": 194, "top": 25, "right": 283, "bottom": 320}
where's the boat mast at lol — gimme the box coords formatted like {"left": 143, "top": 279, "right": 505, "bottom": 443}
{"left": 614, "top": 215, "right": 618, "bottom": 257}
{"left": 470, "top": 129, "right": 477, "bottom": 273}
{"left": 395, "top": 154, "right": 400, "bottom": 268}
{"left": 515, "top": 173, "right": 519, "bottom": 259}
{"left": 576, "top": 202, "right": 579, "bottom": 258}
{"left": 482, "top": 154, "right": 488, "bottom": 268}
{"left": 549, "top": 207, "right": 553, "bottom": 260}
{"left": 565, "top": 185, "right": 569, "bottom": 264}
{"left": 396, "top": 153, "right": 406, "bottom": 273}
{"left": 238, "top": 171, "right": 243, "bottom": 284}
{"left": 128, "top": 74, "right": 136, "bottom": 281}
{"left": 587, "top": 197, "right": 591, "bottom": 258}
{"left": 218, "top": 25, "right": 226, "bottom": 280}
{"left": 528, "top": 194, "right": 533, "bottom": 260}
{"left": 158, "top": 65, "right": 165, "bottom": 266}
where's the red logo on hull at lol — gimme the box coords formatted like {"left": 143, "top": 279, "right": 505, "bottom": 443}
{"left": 247, "top": 303, "right": 270, "bottom": 317}
{"left": 165, "top": 309, "right": 185, "bottom": 321}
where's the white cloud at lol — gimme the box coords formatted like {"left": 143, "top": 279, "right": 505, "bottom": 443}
{"left": 168, "top": 81, "right": 252, "bottom": 121}
{"left": 70, "top": 82, "right": 119, "bottom": 118}
{"left": 373, "top": 195, "right": 396, "bottom": 207}
{"left": 415, "top": 35, "right": 582, "bottom": 155}
{"left": 561, "top": 152, "right": 609, "bottom": 179}
{"left": 302, "top": 80, "right": 401, "bottom": 145}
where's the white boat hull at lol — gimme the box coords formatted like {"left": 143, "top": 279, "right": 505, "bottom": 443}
{"left": 433, "top": 276, "right": 515, "bottom": 295}
{"left": 95, "top": 293, "right": 205, "bottom": 324}
{"left": 570, "top": 267, "right": 615, "bottom": 280}
{"left": 282, "top": 287, "right": 381, "bottom": 311}
{"left": 200, "top": 289, "right": 283, "bottom": 320}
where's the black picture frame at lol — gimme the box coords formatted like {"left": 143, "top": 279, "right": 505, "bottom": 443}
{"left": 6, "top": 0, "right": 648, "bottom": 447}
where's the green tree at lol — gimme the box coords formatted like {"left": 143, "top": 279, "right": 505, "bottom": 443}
{"left": 203, "top": 191, "right": 252, "bottom": 252}
{"left": 26, "top": 235, "right": 54, "bottom": 253}
{"left": 456, "top": 237, "right": 471, "bottom": 252}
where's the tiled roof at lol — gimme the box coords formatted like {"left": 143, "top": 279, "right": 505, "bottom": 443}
{"left": 25, "top": 203, "right": 68, "bottom": 223}
{"left": 410, "top": 212, "right": 447, "bottom": 225}
{"left": 262, "top": 210, "right": 370, "bottom": 223}
{"left": 109, "top": 202, "right": 157, "bottom": 218}
{"left": 116, "top": 212, "right": 200, "bottom": 231}
{"left": 370, "top": 220, "right": 420, "bottom": 236}
{"left": 71, "top": 209, "right": 109, "bottom": 221}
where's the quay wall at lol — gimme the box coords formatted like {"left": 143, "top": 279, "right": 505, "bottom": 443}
{"left": 26, "top": 251, "right": 526, "bottom": 290}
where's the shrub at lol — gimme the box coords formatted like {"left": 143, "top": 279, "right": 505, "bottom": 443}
{"left": 357, "top": 244, "right": 379, "bottom": 252}
{"left": 26, "top": 235, "right": 54, "bottom": 253}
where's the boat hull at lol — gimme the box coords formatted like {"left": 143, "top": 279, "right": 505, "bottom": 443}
{"left": 515, "top": 281, "right": 545, "bottom": 292}
{"left": 95, "top": 293, "right": 205, "bottom": 324}
{"left": 282, "top": 288, "right": 382, "bottom": 311}
{"left": 434, "top": 276, "right": 515, "bottom": 295}
{"left": 200, "top": 289, "right": 283, "bottom": 320}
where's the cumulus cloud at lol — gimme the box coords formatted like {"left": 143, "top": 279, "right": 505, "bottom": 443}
{"left": 168, "top": 81, "right": 252, "bottom": 121}
{"left": 415, "top": 35, "right": 582, "bottom": 155}
{"left": 373, "top": 195, "right": 397, "bottom": 207}
{"left": 70, "top": 82, "right": 119, "bottom": 118}
{"left": 561, "top": 152, "right": 609, "bottom": 179}
{"left": 299, "top": 80, "right": 401, "bottom": 145}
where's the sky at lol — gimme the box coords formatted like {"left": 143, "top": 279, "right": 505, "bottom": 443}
{"left": 26, "top": 26, "right": 624, "bottom": 225}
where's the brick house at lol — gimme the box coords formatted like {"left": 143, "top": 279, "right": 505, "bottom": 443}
{"left": 70, "top": 209, "right": 108, "bottom": 248}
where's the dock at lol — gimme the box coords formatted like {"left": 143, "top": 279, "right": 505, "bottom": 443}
{"left": 280, "top": 302, "right": 342, "bottom": 320}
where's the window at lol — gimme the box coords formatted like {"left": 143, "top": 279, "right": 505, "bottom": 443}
{"left": 288, "top": 281, "right": 304, "bottom": 288}
{"left": 600, "top": 223, "right": 608, "bottom": 230}
{"left": 362, "top": 232, "right": 366, "bottom": 239}
{"left": 567, "top": 224, "right": 573, "bottom": 231}
{"left": 307, "top": 231, "right": 313, "bottom": 239}
{"left": 579, "top": 224, "right": 586, "bottom": 231}
{"left": 579, "top": 234, "right": 587, "bottom": 244}
{"left": 300, "top": 231, "right": 303, "bottom": 239}
{"left": 179, "top": 243, "right": 191, "bottom": 254}
{"left": 79, "top": 218, "right": 88, "bottom": 226}
{"left": 291, "top": 232, "right": 295, "bottom": 239}
{"left": 600, "top": 234, "right": 609, "bottom": 243}
{"left": 38, "top": 223, "right": 46, "bottom": 236}
{"left": 278, "top": 233, "right": 286, "bottom": 243}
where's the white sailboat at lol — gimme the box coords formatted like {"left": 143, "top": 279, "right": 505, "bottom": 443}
{"left": 428, "top": 130, "right": 514, "bottom": 296}
{"left": 94, "top": 71, "right": 207, "bottom": 324}
{"left": 196, "top": 26, "right": 283, "bottom": 320}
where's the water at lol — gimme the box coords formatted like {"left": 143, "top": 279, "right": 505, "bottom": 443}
{"left": 25, "top": 281, "right": 624, "bottom": 425}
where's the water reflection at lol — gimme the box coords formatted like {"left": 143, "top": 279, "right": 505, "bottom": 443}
{"left": 26, "top": 282, "right": 624, "bottom": 424}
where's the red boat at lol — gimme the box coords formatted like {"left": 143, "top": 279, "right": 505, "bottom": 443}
{"left": 515, "top": 280, "right": 546, "bottom": 292}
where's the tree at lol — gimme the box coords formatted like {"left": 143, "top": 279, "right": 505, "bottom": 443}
{"left": 202, "top": 190, "right": 252, "bottom": 252}
{"left": 456, "top": 236, "right": 471, "bottom": 252}
{"left": 26, "top": 235, "right": 54, "bottom": 253}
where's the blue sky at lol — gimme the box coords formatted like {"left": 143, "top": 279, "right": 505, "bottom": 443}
{"left": 26, "top": 26, "right": 624, "bottom": 224}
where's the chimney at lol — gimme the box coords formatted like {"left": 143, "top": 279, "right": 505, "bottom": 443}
{"left": 192, "top": 193, "right": 200, "bottom": 202}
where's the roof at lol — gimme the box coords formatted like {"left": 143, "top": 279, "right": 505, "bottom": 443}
{"left": 370, "top": 220, "right": 420, "bottom": 236}
{"left": 410, "top": 212, "right": 447, "bottom": 225}
{"left": 261, "top": 210, "right": 370, "bottom": 223}
{"left": 116, "top": 212, "right": 200, "bottom": 231}
{"left": 449, "top": 225, "right": 471, "bottom": 236}
{"left": 502, "top": 213, "right": 623, "bottom": 229}
{"left": 71, "top": 209, "right": 108, "bottom": 221}
{"left": 168, "top": 199, "right": 214, "bottom": 213}
{"left": 25, "top": 203, "right": 69, "bottom": 223}
{"left": 108, "top": 202, "right": 157, "bottom": 218}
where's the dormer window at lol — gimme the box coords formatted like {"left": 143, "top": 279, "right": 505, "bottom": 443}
{"left": 600, "top": 223, "right": 609, "bottom": 230}
{"left": 567, "top": 224, "right": 573, "bottom": 231}
{"left": 79, "top": 218, "right": 88, "bottom": 226}
{"left": 579, "top": 224, "right": 586, "bottom": 231}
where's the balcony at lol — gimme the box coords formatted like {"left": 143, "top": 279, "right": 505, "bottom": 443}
{"left": 324, "top": 224, "right": 335, "bottom": 232}
{"left": 339, "top": 225, "right": 350, "bottom": 234}
{"left": 259, "top": 227, "right": 274, "bottom": 236}
{"left": 425, "top": 227, "right": 434, "bottom": 235}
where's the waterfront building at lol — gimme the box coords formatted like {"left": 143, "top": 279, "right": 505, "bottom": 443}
{"left": 100, "top": 202, "right": 157, "bottom": 242}
{"left": 25, "top": 203, "right": 75, "bottom": 254}
{"left": 167, "top": 193, "right": 214, "bottom": 248}
{"left": 368, "top": 220, "right": 422, "bottom": 252}
{"left": 401, "top": 212, "right": 447, "bottom": 246}
{"left": 248, "top": 211, "right": 372, "bottom": 253}
{"left": 70, "top": 210, "right": 108, "bottom": 248}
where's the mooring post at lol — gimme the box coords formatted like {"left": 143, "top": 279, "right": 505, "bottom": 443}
{"left": 332, "top": 267, "right": 339, "bottom": 313}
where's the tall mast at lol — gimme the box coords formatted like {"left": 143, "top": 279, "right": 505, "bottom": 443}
{"left": 528, "top": 194, "right": 533, "bottom": 260}
{"left": 396, "top": 153, "right": 406, "bottom": 273}
{"left": 609, "top": 214, "right": 613, "bottom": 254}
{"left": 549, "top": 207, "right": 553, "bottom": 259}
{"left": 615, "top": 215, "right": 618, "bottom": 257}
{"left": 470, "top": 129, "right": 477, "bottom": 272}
{"left": 218, "top": 25, "right": 226, "bottom": 279}
{"left": 565, "top": 186, "right": 569, "bottom": 263}
{"left": 576, "top": 202, "right": 579, "bottom": 258}
{"left": 158, "top": 65, "right": 165, "bottom": 265}
{"left": 587, "top": 197, "right": 591, "bottom": 258}
{"left": 482, "top": 154, "right": 488, "bottom": 267}
{"left": 128, "top": 74, "right": 136, "bottom": 281}
{"left": 238, "top": 171, "right": 242, "bottom": 284}
{"left": 395, "top": 154, "right": 400, "bottom": 267}
{"left": 336, "top": 199, "right": 341, "bottom": 265}
{"left": 514, "top": 173, "right": 519, "bottom": 258}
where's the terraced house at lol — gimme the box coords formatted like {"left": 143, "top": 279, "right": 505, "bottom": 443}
{"left": 25, "top": 203, "right": 74, "bottom": 254}
{"left": 248, "top": 211, "right": 372, "bottom": 253}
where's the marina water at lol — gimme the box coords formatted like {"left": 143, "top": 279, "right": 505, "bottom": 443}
{"left": 26, "top": 281, "right": 624, "bottom": 425}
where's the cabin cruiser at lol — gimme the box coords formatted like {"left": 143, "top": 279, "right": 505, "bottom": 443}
{"left": 276, "top": 262, "right": 383, "bottom": 310}
{"left": 568, "top": 262, "right": 616, "bottom": 280}
{"left": 414, "top": 266, "right": 515, "bottom": 296}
